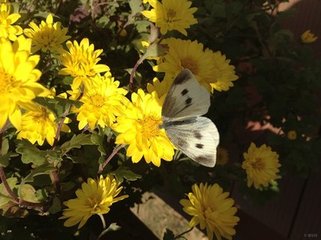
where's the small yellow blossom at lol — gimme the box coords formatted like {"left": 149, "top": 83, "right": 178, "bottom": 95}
{"left": 16, "top": 103, "right": 58, "bottom": 146}
{"left": 180, "top": 183, "right": 240, "bottom": 240}
{"left": 75, "top": 73, "right": 128, "bottom": 130}
{"left": 24, "top": 14, "right": 70, "bottom": 53}
{"left": 59, "top": 38, "right": 110, "bottom": 86}
{"left": 287, "top": 130, "right": 297, "bottom": 140}
{"left": 0, "top": 1, "right": 22, "bottom": 40}
{"left": 301, "top": 30, "right": 318, "bottom": 43}
{"left": 141, "top": 0, "right": 197, "bottom": 36}
{"left": 0, "top": 36, "right": 48, "bottom": 130}
{"left": 61, "top": 175, "right": 128, "bottom": 229}
{"left": 242, "top": 143, "right": 281, "bottom": 189}
{"left": 114, "top": 90, "right": 175, "bottom": 167}
{"left": 154, "top": 38, "right": 238, "bottom": 93}
{"left": 146, "top": 77, "right": 172, "bottom": 99}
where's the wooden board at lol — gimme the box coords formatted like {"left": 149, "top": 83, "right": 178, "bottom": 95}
{"left": 290, "top": 173, "right": 321, "bottom": 240}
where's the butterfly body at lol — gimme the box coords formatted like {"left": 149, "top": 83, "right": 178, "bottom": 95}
{"left": 161, "top": 69, "right": 219, "bottom": 167}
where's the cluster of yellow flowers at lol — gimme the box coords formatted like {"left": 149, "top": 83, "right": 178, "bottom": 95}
{"left": 0, "top": 0, "right": 284, "bottom": 239}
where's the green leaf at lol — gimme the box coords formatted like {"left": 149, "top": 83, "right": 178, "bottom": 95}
{"left": 90, "top": 132, "right": 107, "bottom": 163}
{"left": 139, "top": 42, "right": 167, "bottom": 64}
{"left": 0, "top": 152, "right": 18, "bottom": 167}
{"left": 61, "top": 134, "right": 94, "bottom": 154}
{"left": 23, "top": 164, "right": 56, "bottom": 183}
{"left": 129, "top": 0, "right": 142, "bottom": 15}
{"left": 0, "top": 177, "right": 18, "bottom": 208}
{"left": 33, "top": 96, "right": 81, "bottom": 118}
{"left": 16, "top": 140, "right": 47, "bottom": 166}
{"left": 18, "top": 184, "right": 40, "bottom": 203}
{"left": 0, "top": 139, "right": 15, "bottom": 166}
{"left": 1, "top": 138, "right": 9, "bottom": 155}
{"left": 48, "top": 196, "right": 62, "bottom": 214}
{"left": 111, "top": 166, "right": 141, "bottom": 182}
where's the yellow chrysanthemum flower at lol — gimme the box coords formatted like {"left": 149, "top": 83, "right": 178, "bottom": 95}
{"left": 0, "top": 1, "right": 23, "bottom": 40}
{"left": 59, "top": 38, "right": 110, "bottom": 85}
{"left": 114, "top": 89, "right": 175, "bottom": 167}
{"left": 61, "top": 175, "right": 128, "bottom": 229}
{"left": 146, "top": 77, "right": 171, "bottom": 99}
{"left": 24, "top": 14, "right": 70, "bottom": 53}
{"left": 16, "top": 103, "right": 58, "bottom": 146}
{"left": 180, "top": 183, "right": 240, "bottom": 240}
{"left": 75, "top": 73, "right": 128, "bottom": 130}
{"left": 242, "top": 143, "right": 281, "bottom": 189}
{"left": 301, "top": 30, "right": 318, "bottom": 43}
{"left": 0, "top": 36, "right": 48, "bottom": 130}
{"left": 142, "top": 0, "right": 197, "bottom": 36}
{"left": 154, "top": 38, "right": 238, "bottom": 93}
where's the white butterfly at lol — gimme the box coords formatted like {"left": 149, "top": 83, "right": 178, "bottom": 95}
{"left": 161, "top": 69, "right": 220, "bottom": 167}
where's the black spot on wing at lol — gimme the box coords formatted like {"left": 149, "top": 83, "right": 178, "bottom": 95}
{"left": 177, "top": 139, "right": 188, "bottom": 148}
{"left": 164, "top": 118, "right": 197, "bottom": 127}
{"left": 173, "top": 69, "right": 190, "bottom": 85}
{"left": 194, "top": 131, "right": 202, "bottom": 139}
{"left": 181, "top": 89, "right": 188, "bottom": 96}
{"left": 185, "top": 97, "right": 192, "bottom": 105}
{"left": 196, "top": 143, "right": 204, "bottom": 149}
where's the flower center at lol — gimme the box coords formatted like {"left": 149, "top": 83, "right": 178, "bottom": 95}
{"left": 138, "top": 116, "right": 162, "bottom": 139}
{"left": 90, "top": 94, "right": 105, "bottom": 107}
{"left": 181, "top": 58, "right": 199, "bottom": 75}
{"left": 251, "top": 157, "right": 265, "bottom": 171}
{"left": 87, "top": 195, "right": 103, "bottom": 212}
{"left": 166, "top": 8, "right": 177, "bottom": 21}
{"left": 0, "top": 68, "right": 18, "bottom": 94}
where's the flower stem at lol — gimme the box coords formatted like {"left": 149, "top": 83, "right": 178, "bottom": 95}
{"left": 98, "top": 144, "right": 125, "bottom": 174}
{"left": 129, "top": 56, "right": 145, "bottom": 92}
{"left": 98, "top": 213, "right": 106, "bottom": 229}
{"left": 175, "top": 227, "right": 194, "bottom": 239}
{"left": 0, "top": 167, "right": 19, "bottom": 203}
{"left": 54, "top": 104, "right": 71, "bottom": 144}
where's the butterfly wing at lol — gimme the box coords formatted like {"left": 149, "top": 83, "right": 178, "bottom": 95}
{"left": 162, "top": 69, "right": 210, "bottom": 119}
{"left": 164, "top": 116, "right": 219, "bottom": 167}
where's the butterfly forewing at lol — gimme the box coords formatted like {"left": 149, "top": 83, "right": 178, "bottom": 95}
{"left": 162, "top": 69, "right": 210, "bottom": 119}
{"left": 164, "top": 117, "right": 219, "bottom": 167}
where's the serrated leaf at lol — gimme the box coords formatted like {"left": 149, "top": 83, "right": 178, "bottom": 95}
{"left": 0, "top": 178, "right": 18, "bottom": 208}
{"left": 0, "top": 152, "right": 18, "bottom": 167}
{"left": 61, "top": 134, "right": 94, "bottom": 154}
{"left": 23, "top": 164, "right": 56, "bottom": 183}
{"left": 18, "top": 184, "right": 40, "bottom": 203}
{"left": 1, "top": 138, "right": 9, "bottom": 155}
{"left": 33, "top": 96, "right": 81, "bottom": 118}
{"left": 91, "top": 133, "right": 106, "bottom": 156}
{"left": 142, "top": 42, "right": 166, "bottom": 60}
{"left": 129, "top": 0, "right": 142, "bottom": 15}
{"left": 111, "top": 167, "right": 141, "bottom": 182}
{"left": 135, "top": 20, "right": 150, "bottom": 32}
{"left": 16, "top": 140, "right": 47, "bottom": 166}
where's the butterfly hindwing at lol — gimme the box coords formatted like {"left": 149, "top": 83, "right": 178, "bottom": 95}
{"left": 164, "top": 116, "right": 219, "bottom": 167}
{"left": 162, "top": 69, "right": 210, "bottom": 119}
